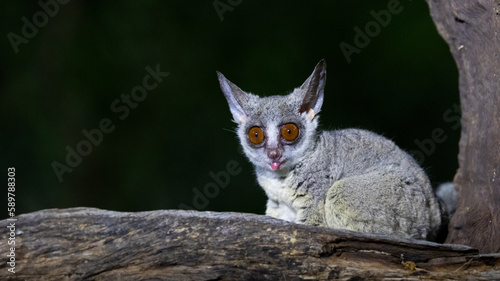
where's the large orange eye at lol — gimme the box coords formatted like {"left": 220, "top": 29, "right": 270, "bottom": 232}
{"left": 281, "top": 123, "right": 299, "bottom": 141}
{"left": 248, "top": 126, "right": 264, "bottom": 144}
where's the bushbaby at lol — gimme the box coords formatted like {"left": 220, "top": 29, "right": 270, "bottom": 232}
{"left": 217, "top": 60, "right": 447, "bottom": 240}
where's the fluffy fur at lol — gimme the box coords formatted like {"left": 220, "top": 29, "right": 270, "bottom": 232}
{"left": 218, "top": 60, "right": 445, "bottom": 240}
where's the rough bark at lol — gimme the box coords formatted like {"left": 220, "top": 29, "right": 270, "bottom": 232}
{"left": 426, "top": 0, "right": 500, "bottom": 253}
{"left": 0, "top": 208, "right": 499, "bottom": 280}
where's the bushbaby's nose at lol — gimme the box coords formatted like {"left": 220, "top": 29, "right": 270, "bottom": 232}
{"left": 267, "top": 148, "right": 281, "bottom": 160}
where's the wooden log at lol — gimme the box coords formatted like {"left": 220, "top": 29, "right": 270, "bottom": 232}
{"left": 426, "top": 0, "right": 500, "bottom": 253}
{"left": 0, "top": 208, "right": 499, "bottom": 280}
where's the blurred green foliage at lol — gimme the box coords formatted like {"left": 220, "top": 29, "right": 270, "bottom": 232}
{"left": 0, "top": 0, "right": 459, "bottom": 219}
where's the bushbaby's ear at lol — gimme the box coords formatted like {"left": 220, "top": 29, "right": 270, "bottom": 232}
{"left": 217, "top": 71, "right": 249, "bottom": 124}
{"left": 298, "top": 59, "right": 326, "bottom": 118}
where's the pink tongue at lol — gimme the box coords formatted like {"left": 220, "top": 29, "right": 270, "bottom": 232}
{"left": 271, "top": 162, "right": 281, "bottom": 171}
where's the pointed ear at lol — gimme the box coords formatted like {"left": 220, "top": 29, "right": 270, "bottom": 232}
{"left": 217, "top": 71, "right": 249, "bottom": 124}
{"left": 298, "top": 59, "right": 326, "bottom": 118}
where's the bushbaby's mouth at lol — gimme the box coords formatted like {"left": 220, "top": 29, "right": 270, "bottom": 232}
{"left": 270, "top": 161, "right": 284, "bottom": 171}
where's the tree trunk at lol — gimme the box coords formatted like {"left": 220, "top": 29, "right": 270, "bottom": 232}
{"left": 426, "top": 0, "right": 500, "bottom": 253}
{"left": 1, "top": 208, "right": 499, "bottom": 280}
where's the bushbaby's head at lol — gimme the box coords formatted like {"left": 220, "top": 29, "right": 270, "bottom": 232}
{"left": 217, "top": 60, "right": 327, "bottom": 173}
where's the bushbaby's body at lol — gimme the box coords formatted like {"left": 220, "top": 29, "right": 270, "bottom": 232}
{"left": 217, "top": 60, "right": 445, "bottom": 240}
{"left": 257, "top": 128, "right": 441, "bottom": 240}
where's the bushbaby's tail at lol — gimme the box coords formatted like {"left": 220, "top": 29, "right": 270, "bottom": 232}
{"left": 436, "top": 182, "right": 458, "bottom": 216}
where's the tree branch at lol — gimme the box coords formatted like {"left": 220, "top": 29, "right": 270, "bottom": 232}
{"left": 1, "top": 208, "right": 499, "bottom": 280}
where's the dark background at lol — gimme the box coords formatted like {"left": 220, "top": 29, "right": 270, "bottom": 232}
{"left": 1, "top": 0, "right": 459, "bottom": 219}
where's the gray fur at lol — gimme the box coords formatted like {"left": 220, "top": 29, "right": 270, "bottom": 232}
{"left": 436, "top": 182, "right": 458, "bottom": 216}
{"left": 217, "top": 60, "right": 444, "bottom": 240}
